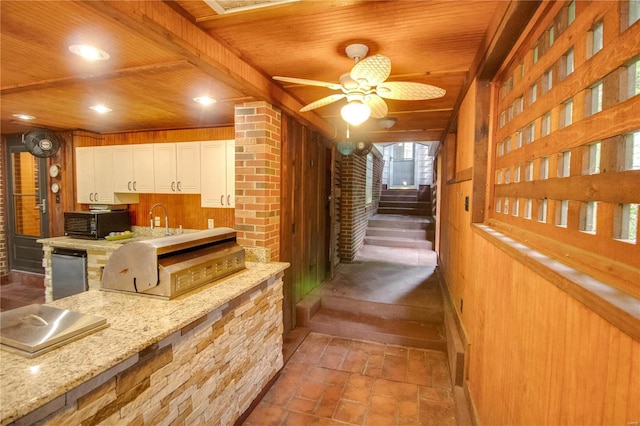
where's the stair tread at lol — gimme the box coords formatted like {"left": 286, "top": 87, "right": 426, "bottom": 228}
{"left": 310, "top": 308, "right": 445, "bottom": 342}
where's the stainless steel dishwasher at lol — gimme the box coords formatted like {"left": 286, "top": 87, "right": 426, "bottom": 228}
{"left": 51, "top": 247, "right": 88, "bottom": 300}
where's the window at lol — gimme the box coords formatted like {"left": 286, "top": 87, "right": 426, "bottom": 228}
{"left": 589, "top": 81, "right": 603, "bottom": 115}
{"left": 558, "top": 151, "right": 571, "bottom": 177}
{"left": 630, "top": 0, "right": 640, "bottom": 26}
{"left": 530, "top": 83, "right": 538, "bottom": 104}
{"left": 556, "top": 200, "right": 569, "bottom": 227}
{"left": 589, "top": 21, "right": 604, "bottom": 57}
{"left": 525, "top": 161, "right": 534, "bottom": 181}
{"left": 524, "top": 122, "right": 535, "bottom": 144}
{"left": 524, "top": 199, "right": 533, "bottom": 219}
{"left": 560, "top": 98, "right": 573, "bottom": 128}
{"left": 540, "top": 157, "right": 549, "bottom": 180}
{"left": 538, "top": 199, "right": 548, "bottom": 223}
{"left": 563, "top": 48, "right": 575, "bottom": 78}
{"left": 514, "top": 131, "right": 523, "bottom": 149}
{"left": 582, "top": 142, "right": 601, "bottom": 175}
{"left": 543, "top": 68, "right": 553, "bottom": 93}
{"left": 623, "top": 131, "right": 640, "bottom": 170}
{"left": 614, "top": 203, "right": 638, "bottom": 243}
{"left": 365, "top": 153, "right": 373, "bottom": 204}
{"left": 541, "top": 112, "right": 551, "bottom": 137}
{"left": 568, "top": 1, "right": 576, "bottom": 25}
{"left": 627, "top": 57, "right": 640, "bottom": 98}
{"left": 580, "top": 201, "right": 598, "bottom": 233}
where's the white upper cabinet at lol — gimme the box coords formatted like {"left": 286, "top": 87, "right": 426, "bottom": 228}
{"left": 75, "top": 146, "right": 138, "bottom": 205}
{"left": 201, "top": 140, "right": 235, "bottom": 208}
{"left": 153, "top": 142, "right": 201, "bottom": 194}
{"left": 112, "top": 144, "right": 155, "bottom": 193}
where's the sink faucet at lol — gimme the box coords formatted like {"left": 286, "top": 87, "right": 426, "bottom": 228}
{"left": 149, "top": 203, "right": 171, "bottom": 236}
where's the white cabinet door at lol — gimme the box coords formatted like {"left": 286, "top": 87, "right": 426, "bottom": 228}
{"left": 75, "top": 147, "right": 96, "bottom": 204}
{"left": 153, "top": 143, "right": 177, "bottom": 193}
{"left": 112, "top": 145, "right": 134, "bottom": 193}
{"left": 92, "top": 147, "right": 115, "bottom": 204}
{"left": 112, "top": 144, "right": 154, "bottom": 193}
{"left": 176, "top": 142, "right": 200, "bottom": 194}
{"left": 201, "top": 140, "right": 235, "bottom": 208}
{"left": 131, "top": 144, "right": 155, "bottom": 193}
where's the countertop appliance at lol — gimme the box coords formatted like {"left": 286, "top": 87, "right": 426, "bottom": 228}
{"left": 64, "top": 210, "right": 131, "bottom": 239}
{"left": 0, "top": 304, "right": 108, "bottom": 358}
{"left": 101, "top": 228, "right": 245, "bottom": 299}
{"left": 52, "top": 247, "right": 88, "bottom": 300}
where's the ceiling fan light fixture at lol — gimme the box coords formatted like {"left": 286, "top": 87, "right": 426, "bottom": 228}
{"left": 341, "top": 100, "right": 370, "bottom": 126}
{"left": 377, "top": 117, "right": 397, "bottom": 129}
{"left": 68, "top": 44, "right": 110, "bottom": 61}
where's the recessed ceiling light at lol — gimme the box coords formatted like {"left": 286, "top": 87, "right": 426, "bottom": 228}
{"left": 69, "top": 44, "right": 110, "bottom": 61}
{"left": 193, "top": 96, "right": 217, "bottom": 106}
{"left": 90, "top": 105, "right": 112, "bottom": 114}
{"left": 12, "top": 113, "right": 35, "bottom": 120}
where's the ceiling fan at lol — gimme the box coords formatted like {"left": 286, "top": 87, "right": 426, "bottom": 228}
{"left": 273, "top": 44, "right": 446, "bottom": 126}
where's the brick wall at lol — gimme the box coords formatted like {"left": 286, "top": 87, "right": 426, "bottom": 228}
{"left": 0, "top": 140, "right": 6, "bottom": 276}
{"left": 338, "top": 146, "right": 384, "bottom": 262}
{"left": 234, "top": 102, "right": 282, "bottom": 263}
{"left": 27, "top": 275, "right": 284, "bottom": 425}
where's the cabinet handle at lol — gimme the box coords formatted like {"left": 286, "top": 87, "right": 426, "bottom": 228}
{"left": 133, "top": 181, "right": 137, "bottom": 191}
{"left": 95, "top": 192, "right": 98, "bottom": 201}
{"left": 227, "top": 195, "right": 231, "bottom": 206}
{"left": 128, "top": 181, "right": 132, "bottom": 191}
{"left": 89, "top": 193, "right": 93, "bottom": 202}
{"left": 220, "top": 195, "right": 224, "bottom": 206}
{"left": 171, "top": 182, "right": 176, "bottom": 192}
{"left": 177, "top": 181, "right": 182, "bottom": 192}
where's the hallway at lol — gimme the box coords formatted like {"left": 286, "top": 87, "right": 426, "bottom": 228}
{"left": 243, "top": 242, "right": 456, "bottom": 425}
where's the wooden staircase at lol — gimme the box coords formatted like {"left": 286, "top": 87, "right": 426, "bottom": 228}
{"left": 364, "top": 187, "right": 435, "bottom": 250}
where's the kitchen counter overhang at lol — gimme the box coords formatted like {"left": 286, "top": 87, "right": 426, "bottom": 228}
{"left": 0, "top": 261, "right": 288, "bottom": 425}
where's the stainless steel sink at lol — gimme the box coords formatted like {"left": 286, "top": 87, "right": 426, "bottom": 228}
{"left": 0, "top": 304, "right": 108, "bottom": 358}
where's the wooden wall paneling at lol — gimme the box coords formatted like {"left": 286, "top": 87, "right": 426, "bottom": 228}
{"left": 472, "top": 80, "right": 491, "bottom": 223}
{"left": 280, "top": 115, "right": 294, "bottom": 332}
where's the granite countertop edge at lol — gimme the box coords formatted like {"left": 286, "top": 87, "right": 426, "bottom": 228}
{"left": 0, "top": 261, "right": 289, "bottom": 424}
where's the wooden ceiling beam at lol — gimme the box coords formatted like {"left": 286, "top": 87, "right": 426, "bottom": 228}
{"left": 82, "top": 1, "right": 336, "bottom": 139}
{"left": 0, "top": 60, "right": 190, "bottom": 95}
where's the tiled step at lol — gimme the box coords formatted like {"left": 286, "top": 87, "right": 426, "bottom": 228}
{"left": 380, "top": 195, "right": 418, "bottom": 202}
{"left": 368, "top": 216, "right": 434, "bottom": 230}
{"left": 378, "top": 201, "right": 431, "bottom": 209}
{"left": 377, "top": 207, "right": 429, "bottom": 216}
{"left": 364, "top": 235, "right": 433, "bottom": 250}
{"left": 321, "top": 292, "right": 443, "bottom": 323}
{"left": 366, "top": 227, "right": 427, "bottom": 239}
{"left": 309, "top": 308, "right": 446, "bottom": 351}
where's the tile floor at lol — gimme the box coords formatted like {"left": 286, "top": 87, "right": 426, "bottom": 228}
{"left": 243, "top": 332, "right": 456, "bottom": 426}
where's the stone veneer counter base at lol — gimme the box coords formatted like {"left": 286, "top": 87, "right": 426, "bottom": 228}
{"left": 0, "top": 261, "right": 288, "bottom": 425}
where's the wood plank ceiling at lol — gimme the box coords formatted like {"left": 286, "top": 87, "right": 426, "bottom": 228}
{"left": 1, "top": 0, "right": 506, "bottom": 144}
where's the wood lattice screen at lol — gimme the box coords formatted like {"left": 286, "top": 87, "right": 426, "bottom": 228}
{"left": 490, "top": 0, "right": 640, "bottom": 296}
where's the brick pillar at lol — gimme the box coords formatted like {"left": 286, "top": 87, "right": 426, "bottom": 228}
{"left": 234, "top": 101, "right": 282, "bottom": 262}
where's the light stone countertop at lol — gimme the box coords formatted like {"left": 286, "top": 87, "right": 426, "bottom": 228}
{"left": 0, "top": 261, "right": 289, "bottom": 425}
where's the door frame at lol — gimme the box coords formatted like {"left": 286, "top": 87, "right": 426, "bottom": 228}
{"left": 4, "top": 136, "right": 49, "bottom": 273}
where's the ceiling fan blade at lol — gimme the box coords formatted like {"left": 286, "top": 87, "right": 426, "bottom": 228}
{"left": 273, "top": 76, "right": 342, "bottom": 91}
{"left": 300, "top": 94, "right": 346, "bottom": 112}
{"left": 376, "top": 81, "right": 446, "bottom": 100}
{"left": 350, "top": 55, "right": 391, "bottom": 87}
{"left": 364, "top": 94, "right": 388, "bottom": 119}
